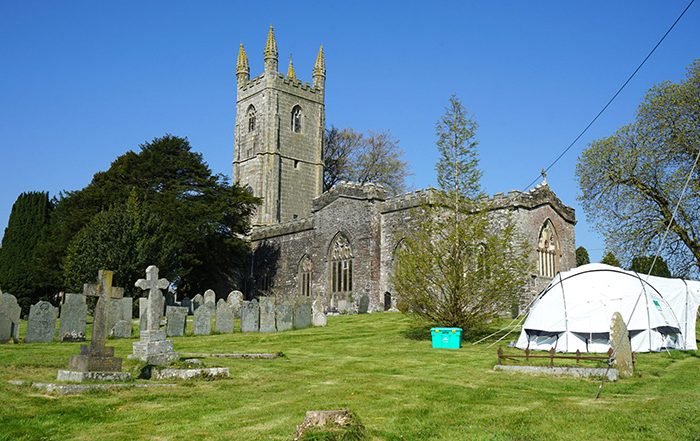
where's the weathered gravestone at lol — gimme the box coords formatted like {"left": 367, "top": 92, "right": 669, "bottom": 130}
{"left": 358, "top": 295, "right": 370, "bottom": 314}
{"left": 0, "top": 292, "right": 21, "bottom": 343}
{"left": 165, "top": 291, "right": 176, "bottom": 307}
{"left": 227, "top": 290, "right": 244, "bottom": 317}
{"left": 294, "top": 299, "right": 313, "bottom": 330}
{"left": 275, "top": 301, "right": 293, "bottom": 332}
{"left": 192, "top": 294, "right": 204, "bottom": 313}
{"left": 58, "top": 270, "right": 131, "bottom": 381}
{"left": 259, "top": 297, "right": 276, "bottom": 333}
{"left": 138, "top": 297, "right": 148, "bottom": 334}
{"left": 166, "top": 306, "right": 188, "bottom": 337}
{"left": 180, "top": 296, "right": 192, "bottom": 315}
{"left": 240, "top": 300, "right": 260, "bottom": 333}
{"left": 193, "top": 304, "right": 213, "bottom": 335}
{"left": 610, "top": 312, "right": 634, "bottom": 379}
{"left": 204, "top": 289, "right": 216, "bottom": 312}
{"left": 107, "top": 293, "right": 131, "bottom": 338}
{"left": 25, "top": 301, "right": 58, "bottom": 343}
{"left": 215, "top": 299, "right": 234, "bottom": 334}
{"left": 312, "top": 299, "right": 327, "bottom": 327}
{"left": 59, "top": 293, "right": 87, "bottom": 342}
{"left": 130, "top": 265, "right": 178, "bottom": 365}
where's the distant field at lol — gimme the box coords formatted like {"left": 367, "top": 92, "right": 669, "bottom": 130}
{"left": 0, "top": 313, "right": 698, "bottom": 440}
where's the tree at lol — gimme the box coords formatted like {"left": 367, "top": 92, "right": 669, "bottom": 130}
{"left": 575, "top": 246, "right": 590, "bottom": 267}
{"left": 629, "top": 256, "right": 672, "bottom": 278}
{"left": 323, "top": 127, "right": 409, "bottom": 195}
{"left": 601, "top": 252, "right": 621, "bottom": 268}
{"left": 0, "top": 192, "right": 53, "bottom": 311}
{"left": 577, "top": 60, "right": 700, "bottom": 276}
{"left": 391, "top": 95, "right": 529, "bottom": 332}
{"left": 36, "top": 135, "right": 259, "bottom": 296}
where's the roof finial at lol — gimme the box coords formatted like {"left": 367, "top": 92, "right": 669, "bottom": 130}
{"left": 237, "top": 44, "right": 249, "bottom": 74}
{"left": 264, "top": 26, "right": 278, "bottom": 60}
{"left": 287, "top": 54, "right": 296, "bottom": 79}
{"left": 540, "top": 168, "right": 548, "bottom": 186}
{"left": 313, "top": 45, "right": 325, "bottom": 78}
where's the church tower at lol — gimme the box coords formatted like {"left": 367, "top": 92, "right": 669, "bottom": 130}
{"left": 233, "top": 27, "right": 325, "bottom": 226}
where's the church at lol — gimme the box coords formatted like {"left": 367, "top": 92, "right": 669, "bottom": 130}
{"left": 233, "top": 28, "right": 577, "bottom": 313}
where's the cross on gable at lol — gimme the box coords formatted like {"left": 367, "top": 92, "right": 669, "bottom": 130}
{"left": 135, "top": 265, "right": 169, "bottom": 293}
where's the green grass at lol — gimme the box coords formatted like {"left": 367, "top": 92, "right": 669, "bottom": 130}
{"left": 0, "top": 313, "right": 699, "bottom": 440}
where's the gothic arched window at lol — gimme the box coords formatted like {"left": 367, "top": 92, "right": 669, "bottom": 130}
{"left": 537, "top": 220, "right": 559, "bottom": 278}
{"left": 298, "top": 255, "right": 312, "bottom": 297}
{"left": 247, "top": 105, "right": 256, "bottom": 132}
{"left": 330, "top": 233, "right": 353, "bottom": 293}
{"left": 291, "top": 105, "right": 302, "bottom": 133}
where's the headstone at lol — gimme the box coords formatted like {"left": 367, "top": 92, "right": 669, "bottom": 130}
{"left": 139, "top": 297, "right": 148, "bottom": 334}
{"left": 193, "top": 305, "right": 213, "bottom": 335}
{"left": 59, "top": 293, "right": 87, "bottom": 342}
{"left": 227, "top": 290, "right": 244, "bottom": 316}
{"left": 181, "top": 296, "right": 192, "bottom": 314}
{"left": 130, "top": 265, "right": 178, "bottom": 365}
{"left": 204, "top": 289, "right": 216, "bottom": 312}
{"left": 259, "top": 297, "right": 276, "bottom": 333}
{"left": 165, "top": 291, "right": 176, "bottom": 307}
{"left": 240, "top": 300, "right": 260, "bottom": 332}
{"left": 358, "top": 295, "right": 370, "bottom": 314}
{"left": 25, "top": 301, "right": 58, "bottom": 343}
{"left": 312, "top": 299, "right": 327, "bottom": 327}
{"left": 215, "top": 299, "right": 234, "bottom": 334}
{"left": 275, "top": 301, "right": 293, "bottom": 332}
{"left": 0, "top": 292, "right": 21, "bottom": 343}
{"left": 166, "top": 306, "right": 188, "bottom": 337}
{"left": 610, "top": 312, "right": 634, "bottom": 379}
{"left": 337, "top": 298, "right": 349, "bottom": 313}
{"left": 293, "top": 299, "right": 312, "bottom": 330}
{"left": 60, "top": 270, "right": 130, "bottom": 381}
{"left": 192, "top": 294, "right": 204, "bottom": 312}
{"left": 109, "top": 297, "right": 132, "bottom": 338}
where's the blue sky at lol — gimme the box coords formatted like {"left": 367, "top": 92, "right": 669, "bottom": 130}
{"left": 1, "top": 1, "right": 698, "bottom": 263}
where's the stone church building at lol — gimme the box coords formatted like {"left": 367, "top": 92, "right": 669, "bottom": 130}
{"left": 233, "top": 28, "right": 576, "bottom": 313}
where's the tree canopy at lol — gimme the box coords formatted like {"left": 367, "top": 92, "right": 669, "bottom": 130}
{"left": 575, "top": 246, "right": 590, "bottom": 267}
{"left": 577, "top": 60, "right": 700, "bottom": 276}
{"left": 629, "top": 256, "right": 672, "bottom": 278}
{"left": 323, "top": 127, "right": 409, "bottom": 195}
{"left": 35, "top": 135, "right": 258, "bottom": 296}
{"left": 0, "top": 192, "right": 53, "bottom": 311}
{"left": 601, "top": 252, "right": 621, "bottom": 268}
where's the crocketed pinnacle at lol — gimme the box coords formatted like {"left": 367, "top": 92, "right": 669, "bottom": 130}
{"left": 313, "top": 45, "right": 325, "bottom": 77}
{"left": 236, "top": 44, "right": 249, "bottom": 74}
{"left": 287, "top": 55, "right": 296, "bottom": 79}
{"left": 264, "top": 26, "right": 278, "bottom": 60}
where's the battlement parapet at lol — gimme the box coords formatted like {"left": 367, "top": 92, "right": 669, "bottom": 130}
{"left": 313, "top": 182, "right": 388, "bottom": 212}
{"left": 250, "top": 217, "right": 314, "bottom": 241}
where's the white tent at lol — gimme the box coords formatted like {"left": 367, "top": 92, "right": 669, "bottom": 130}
{"left": 516, "top": 263, "right": 700, "bottom": 353}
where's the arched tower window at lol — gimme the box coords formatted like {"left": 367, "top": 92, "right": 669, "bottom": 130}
{"left": 537, "top": 220, "right": 559, "bottom": 278}
{"left": 291, "top": 105, "right": 302, "bottom": 133}
{"left": 247, "top": 105, "right": 256, "bottom": 132}
{"left": 330, "top": 233, "right": 353, "bottom": 294}
{"left": 298, "top": 255, "right": 312, "bottom": 297}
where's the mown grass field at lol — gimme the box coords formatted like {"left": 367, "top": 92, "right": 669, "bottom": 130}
{"left": 0, "top": 312, "right": 698, "bottom": 440}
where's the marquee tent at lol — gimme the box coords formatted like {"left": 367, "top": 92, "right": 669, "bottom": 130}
{"left": 515, "top": 263, "right": 700, "bottom": 353}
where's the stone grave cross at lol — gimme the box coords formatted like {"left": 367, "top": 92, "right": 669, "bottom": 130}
{"left": 83, "top": 269, "right": 123, "bottom": 352}
{"left": 136, "top": 265, "right": 169, "bottom": 332}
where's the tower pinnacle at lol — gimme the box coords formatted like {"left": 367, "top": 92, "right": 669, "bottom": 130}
{"left": 313, "top": 45, "right": 325, "bottom": 89}
{"left": 264, "top": 26, "right": 278, "bottom": 72}
{"left": 286, "top": 55, "right": 296, "bottom": 79}
{"left": 236, "top": 44, "right": 250, "bottom": 84}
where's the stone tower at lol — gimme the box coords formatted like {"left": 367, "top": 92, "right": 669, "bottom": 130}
{"left": 233, "top": 27, "right": 325, "bottom": 226}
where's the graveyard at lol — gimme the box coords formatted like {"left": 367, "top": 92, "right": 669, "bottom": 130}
{"left": 0, "top": 310, "right": 698, "bottom": 440}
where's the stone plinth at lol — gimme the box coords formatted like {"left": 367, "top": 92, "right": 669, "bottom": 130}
{"left": 69, "top": 344, "right": 123, "bottom": 372}
{"left": 130, "top": 330, "right": 178, "bottom": 365}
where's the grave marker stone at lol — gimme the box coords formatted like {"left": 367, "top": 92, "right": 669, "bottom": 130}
{"left": 181, "top": 296, "right": 192, "bottom": 315}
{"left": 109, "top": 297, "right": 132, "bottom": 338}
{"left": 215, "top": 299, "right": 234, "bottom": 334}
{"left": 0, "top": 292, "right": 21, "bottom": 343}
{"left": 130, "top": 265, "right": 178, "bottom": 365}
{"left": 139, "top": 297, "right": 148, "bottom": 334}
{"left": 193, "top": 305, "right": 213, "bottom": 335}
{"left": 227, "top": 290, "right": 244, "bottom": 316}
{"left": 276, "top": 301, "right": 293, "bottom": 332}
{"left": 312, "top": 299, "right": 327, "bottom": 327}
{"left": 240, "top": 300, "right": 260, "bottom": 332}
{"left": 59, "top": 293, "right": 87, "bottom": 342}
{"left": 610, "top": 312, "right": 634, "bottom": 379}
{"left": 358, "top": 295, "right": 370, "bottom": 314}
{"left": 294, "top": 299, "right": 312, "bottom": 329}
{"left": 192, "top": 294, "right": 204, "bottom": 313}
{"left": 204, "top": 289, "right": 216, "bottom": 312}
{"left": 166, "top": 306, "right": 188, "bottom": 337}
{"left": 25, "top": 301, "right": 58, "bottom": 343}
{"left": 259, "top": 297, "right": 276, "bottom": 333}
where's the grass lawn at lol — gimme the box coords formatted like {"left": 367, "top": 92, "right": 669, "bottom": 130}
{"left": 0, "top": 312, "right": 699, "bottom": 440}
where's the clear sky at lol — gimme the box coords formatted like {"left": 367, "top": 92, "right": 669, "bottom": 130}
{"left": 1, "top": 1, "right": 698, "bottom": 263}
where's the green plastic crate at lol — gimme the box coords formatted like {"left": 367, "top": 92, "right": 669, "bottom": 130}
{"left": 431, "top": 327, "right": 462, "bottom": 349}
